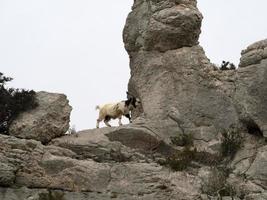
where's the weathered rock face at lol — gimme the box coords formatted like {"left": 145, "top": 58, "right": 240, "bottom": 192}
{"left": 121, "top": 0, "right": 267, "bottom": 198}
{"left": 123, "top": 0, "right": 201, "bottom": 52}
{"left": 124, "top": 0, "right": 267, "bottom": 142}
{"left": 9, "top": 91, "right": 72, "bottom": 144}
{"left": 228, "top": 134, "right": 267, "bottom": 197}
{"left": 239, "top": 39, "right": 267, "bottom": 68}
{"left": 124, "top": 0, "right": 240, "bottom": 139}
{"left": 0, "top": 132, "right": 203, "bottom": 200}
{"left": 234, "top": 39, "right": 267, "bottom": 137}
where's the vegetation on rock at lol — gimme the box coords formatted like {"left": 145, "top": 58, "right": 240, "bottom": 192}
{"left": 0, "top": 72, "right": 38, "bottom": 134}
{"left": 170, "top": 133, "right": 193, "bottom": 147}
{"left": 201, "top": 167, "right": 236, "bottom": 198}
{"left": 220, "top": 127, "right": 243, "bottom": 159}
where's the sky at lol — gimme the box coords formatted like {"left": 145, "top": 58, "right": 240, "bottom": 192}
{"left": 0, "top": 0, "right": 266, "bottom": 131}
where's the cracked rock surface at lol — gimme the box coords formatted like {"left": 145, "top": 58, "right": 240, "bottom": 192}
{"left": 9, "top": 91, "right": 72, "bottom": 144}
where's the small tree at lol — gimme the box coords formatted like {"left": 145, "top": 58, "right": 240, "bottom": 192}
{"left": 0, "top": 72, "right": 38, "bottom": 134}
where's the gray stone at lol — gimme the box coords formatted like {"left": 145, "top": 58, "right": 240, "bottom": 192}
{"left": 9, "top": 91, "right": 72, "bottom": 143}
{"left": 240, "top": 39, "right": 267, "bottom": 67}
{"left": 235, "top": 53, "right": 267, "bottom": 138}
{"left": 123, "top": 0, "right": 202, "bottom": 52}
{"left": 128, "top": 46, "right": 239, "bottom": 136}
{"left": 227, "top": 174, "right": 265, "bottom": 197}
{"left": 0, "top": 162, "right": 15, "bottom": 187}
{"left": 245, "top": 192, "right": 267, "bottom": 200}
{"left": 0, "top": 134, "right": 203, "bottom": 199}
{"left": 246, "top": 146, "right": 267, "bottom": 182}
{"left": 51, "top": 127, "right": 148, "bottom": 162}
{"left": 231, "top": 135, "right": 258, "bottom": 175}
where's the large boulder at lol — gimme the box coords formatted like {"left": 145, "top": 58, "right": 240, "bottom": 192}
{"left": 234, "top": 39, "right": 267, "bottom": 137}
{"left": 123, "top": 0, "right": 202, "bottom": 52}
{"left": 239, "top": 39, "right": 267, "bottom": 68}
{"left": 9, "top": 91, "right": 72, "bottom": 144}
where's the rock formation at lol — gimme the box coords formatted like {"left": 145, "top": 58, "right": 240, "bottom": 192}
{"left": 9, "top": 91, "right": 72, "bottom": 144}
{"left": 0, "top": 0, "right": 267, "bottom": 199}
{"left": 235, "top": 39, "right": 267, "bottom": 138}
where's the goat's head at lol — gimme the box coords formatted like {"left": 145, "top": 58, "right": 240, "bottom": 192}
{"left": 126, "top": 92, "right": 141, "bottom": 108}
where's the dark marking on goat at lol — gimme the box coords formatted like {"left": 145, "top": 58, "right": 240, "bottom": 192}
{"left": 113, "top": 103, "right": 119, "bottom": 111}
{"left": 124, "top": 113, "right": 131, "bottom": 122}
{"left": 104, "top": 115, "right": 111, "bottom": 122}
{"left": 126, "top": 91, "right": 141, "bottom": 108}
{"left": 132, "top": 98, "right": 137, "bottom": 108}
{"left": 125, "top": 99, "right": 131, "bottom": 106}
{"left": 125, "top": 98, "right": 137, "bottom": 108}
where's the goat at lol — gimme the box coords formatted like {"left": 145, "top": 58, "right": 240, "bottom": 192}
{"left": 95, "top": 92, "right": 141, "bottom": 128}
{"left": 220, "top": 60, "right": 236, "bottom": 70}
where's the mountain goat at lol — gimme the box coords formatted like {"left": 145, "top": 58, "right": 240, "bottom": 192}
{"left": 220, "top": 60, "right": 236, "bottom": 70}
{"left": 95, "top": 92, "right": 141, "bottom": 128}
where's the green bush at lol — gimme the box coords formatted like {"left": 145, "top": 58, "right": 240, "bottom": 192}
{"left": 0, "top": 72, "right": 38, "bottom": 134}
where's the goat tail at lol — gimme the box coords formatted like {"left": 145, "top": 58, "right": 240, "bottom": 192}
{"left": 95, "top": 105, "right": 100, "bottom": 110}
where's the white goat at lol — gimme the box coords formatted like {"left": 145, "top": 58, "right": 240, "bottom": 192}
{"left": 95, "top": 93, "right": 140, "bottom": 128}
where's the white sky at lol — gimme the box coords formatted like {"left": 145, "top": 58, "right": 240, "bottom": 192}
{"left": 0, "top": 0, "right": 266, "bottom": 131}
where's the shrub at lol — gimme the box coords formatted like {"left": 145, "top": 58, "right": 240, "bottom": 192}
{"left": 165, "top": 148, "right": 222, "bottom": 171}
{"left": 194, "top": 151, "right": 221, "bottom": 166}
{"left": 220, "top": 128, "right": 242, "bottom": 159}
{"left": 201, "top": 167, "right": 235, "bottom": 197}
{"left": 170, "top": 133, "right": 193, "bottom": 147}
{"left": 166, "top": 147, "right": 196, "bottom": 171}
{"left": 167, "top": 133, "right": 221, "bottom": 171}
{"left": 201, "top": 167, "right": 226, "bottom": 196}
{"left": 0, "top": 72, "right": 38, "bottom": 134}
{"left": 201, "top": 167, "right": 236, "bottom": 198}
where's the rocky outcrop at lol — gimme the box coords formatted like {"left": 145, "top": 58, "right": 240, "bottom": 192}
{"left": 234, "top": 39, "right": 267, "bottom": 138}
{"left": 124, "top": 1, "right": 267, "bottom": 141}
{"left": 239, "top": 39, "right": 267, "bottom": 68}
{"left": 9, "top": 91, "right": 72, "bottom": 144}
{"left": 1, "top": 126, "right": 266, "bottom": 199}
{"left": 123, "top": 0, "right": 201, "bottom": 52}
{"left": 124, "top": 0, "right": 240, "bottom": 140}
{"left": 0, "top": 132, "right": 203, "bottom": 200}
{"left": 122, "top": 0, "right": 267, "bottom": 198}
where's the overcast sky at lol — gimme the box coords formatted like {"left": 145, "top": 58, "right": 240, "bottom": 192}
{"left": 1, "top": 0, "right": 266, "bottom": 131}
